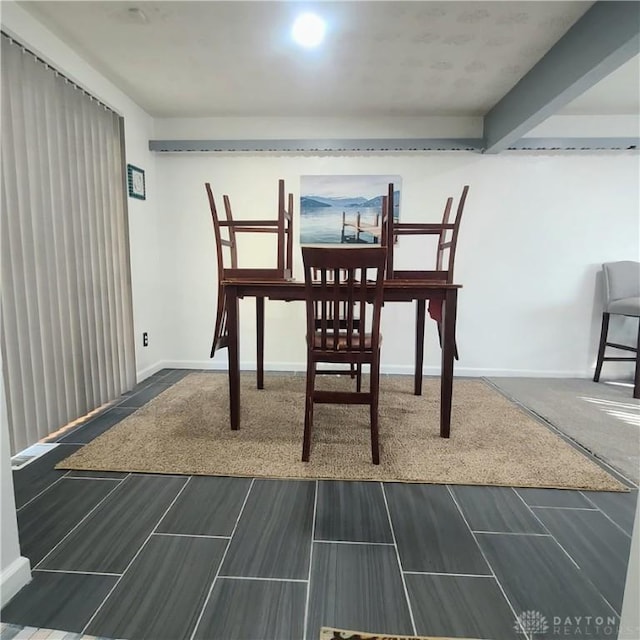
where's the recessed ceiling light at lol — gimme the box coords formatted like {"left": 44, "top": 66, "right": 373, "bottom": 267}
{"left": 292, "top": 12, "right": 326, "bottom": 48}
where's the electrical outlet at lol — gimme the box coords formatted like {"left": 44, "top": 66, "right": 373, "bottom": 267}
{"left": 143, "top": 332, "right": 148, "bottom": 347}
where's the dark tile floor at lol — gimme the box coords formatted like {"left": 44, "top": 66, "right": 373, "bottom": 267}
{"left": 2, "top": 369, "right": 637, "bottom": 640}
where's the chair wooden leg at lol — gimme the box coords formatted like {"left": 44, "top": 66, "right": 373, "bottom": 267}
{"left": 211, "top": 284, "right": 226, "bottom": 357}
{"left": 634, "top": 319, "right": 640, "bottom": 399}
{"left": 594, "top": 312, "right": 610, "bottom": 382}
{"left": 370, "top": 355, "right": 381, "bottom": 465}
{"left": 302, "top": 358, "right": 315, "bottom": 462}
{"left": 437, "top": 321, "right": 459, "bottom": 361}
{"left": 415, "top": 300, "right": 425, "bottom": 396}
{"left": 256, "top": 296, "right": 264, "bottom": 389}
{"left": 356, "top": 363, "right": 362, "bottom": 393}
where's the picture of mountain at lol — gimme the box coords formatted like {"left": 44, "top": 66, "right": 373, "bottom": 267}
{"left": 300, "top": 196, "right": 331, "bottom": 209}
{"left": 300, "top": 175, "right": 401, "bottom": 244}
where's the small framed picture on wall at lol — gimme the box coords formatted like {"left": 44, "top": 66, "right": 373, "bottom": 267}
{"left": 127, "top": 164, "right": 146, "bottom": 200}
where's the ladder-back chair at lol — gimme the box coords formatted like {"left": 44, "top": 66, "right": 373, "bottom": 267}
{"left": 311, "top": 267, "right": 363, "bottom": 391}
{"left": 206, "top": 180, "right": 294, "bottom": 387}
{"left": 381, "top": 183, "right": 469, "bottom": 394}
{"left": 302, "top": 246, "right": 386, "bottom": 464}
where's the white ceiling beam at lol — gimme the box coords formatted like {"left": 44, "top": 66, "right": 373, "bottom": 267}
{"left": 483, "top": 1, "right": 640, "bottom": 154}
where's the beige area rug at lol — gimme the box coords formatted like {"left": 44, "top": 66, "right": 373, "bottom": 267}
{"left": 57, "top": 372, "right": 626, "bottom": 491}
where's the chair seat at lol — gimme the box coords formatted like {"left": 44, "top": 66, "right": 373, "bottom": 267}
{"left": 311, "top": 331, "right": 382, "bottom": 350}
{"left": 608, "top": 297, "right": 640, "bottom": 317}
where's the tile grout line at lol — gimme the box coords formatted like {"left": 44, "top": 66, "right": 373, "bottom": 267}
{"left": 57, "top": 409, "right": 134, "bottom": 444}
{"left": 303, "top": 480, "right": 318, "bottom": 640}
{"left": 510, "top": 490, "right": 629, "bottom": 617}
{"left": 578, "top": 492, "right": 634, "bottom": 539}
{"left": 380, "top": 482, "right": 417, "bottom": 637}
{"left": 35, "top": 568, "right": 121, "bottom": 577}
{"left": 511, "top": 488, "right": 583, "bottom": 571}
{"left": 527, "top": 505, "right": 598, "bottom": 511}
{"left": 313, "top": 539, "right": 394, "bottom": 546}
{"left": 152, "top": 532, "right": 231, "bottom": 540}
{"left": 128, "top": 472, "right": 190, "bottom": 479}
{"left": 217, "top": 575, "right": 308, "bottom": 583}
{"left": 189, "top": 477, "right": 256, "bottom": 640}
{"left": 32, "top": 474, "right": 132, "bottom": 571}
{"left": 403, "top": 571, "right": 494, "bottom": 577}
{"left": 16, "top": 470, "right": 72, "bottom": 512}
{"left": 446, "top": 485, "right": 531, "bottom": 640}
{"left": 81, "top": 475, "right": 193, "bottom": 635}
{"left": 63, "top": 476, "right": 128, "bottom": 481}
{"left": 471, "top": 531, "right": 551, "bottom": 536}
{"left": 114, "top": 383, "right": 173, "bottom": 409}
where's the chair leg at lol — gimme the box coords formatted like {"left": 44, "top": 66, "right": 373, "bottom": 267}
{"left": 256, "top": 296, "right": 264, "bottom": 389}
{"left": 356, "top": 363, "right": 362, "bottom": 393}
{"left": 634, "top": 319, "right": 640, "bottom": 400}
{"left": 302, "top": 358, "right": 315, "bottom": 462}
{"left": 437, "top": 321, "right": 459, "bottom": 361}
{"left": 211, "top": 284, "right": 226, "bottom": 357}
{"left": 594, "top": 312, "right": 610, "bottom": 382}
{"left": 370, "top": 355, "right": 381, "bottom": 465}
{"left": 414, "top": 300, "right": 425, "bottom": 396}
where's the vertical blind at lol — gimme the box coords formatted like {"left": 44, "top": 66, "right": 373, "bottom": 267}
{"left": 1, "top": 34, "right": 136, "bottom": 455}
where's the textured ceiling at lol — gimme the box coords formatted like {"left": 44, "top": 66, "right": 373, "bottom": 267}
{"left": 559, "top": 54, "right": 640, "bottom": 116}
{"left": 19, "top": 1, "right": 605, "bottom": 118}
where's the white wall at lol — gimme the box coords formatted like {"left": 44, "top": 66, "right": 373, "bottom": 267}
{"left": 1, "top": 1, "right": 163, "bottom": 382}
{"left": 4, "top": 0, "right": 638, "bottom": 384}
{"left": 152, "top": 115, "right": 483, "bottom": 140}
{"left": 154, "top": 147, "right": 639, "bottom": 378}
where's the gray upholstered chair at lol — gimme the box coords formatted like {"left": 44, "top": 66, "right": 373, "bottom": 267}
{"left": 593, "top": 261, "right": 640, "bottom": 398}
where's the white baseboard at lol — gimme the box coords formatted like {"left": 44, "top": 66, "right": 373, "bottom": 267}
{"left": 136, "top": 361, "right": 166, "bottom": 384}
{"left": 161, "top": 360, "right": 592, "bottom": 379}
{"left": 0, "top": 555, "right": 31, "bottom": 608}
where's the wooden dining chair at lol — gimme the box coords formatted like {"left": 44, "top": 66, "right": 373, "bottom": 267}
{"left": 311, "top": 267, "right": 363, "bottom": 391}
{"left": 205, "top": 180, "right": 294, "bottom": 381}
{"left": 381, "top": 183, "right": 469, "bottom": 394}
{"left": 593, "top": 261, "right": 640, "bottom": 398}
{"left": 302, "top": 246, "right": 387, "bottom": 464}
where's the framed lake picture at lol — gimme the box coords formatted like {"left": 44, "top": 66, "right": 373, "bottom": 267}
{"left": 300, "top": 175, "right": 401, "bottom": 245}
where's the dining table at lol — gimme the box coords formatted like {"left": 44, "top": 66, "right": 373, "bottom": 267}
{"left": 221, "top": 276, "right": 461, "bottom": 438}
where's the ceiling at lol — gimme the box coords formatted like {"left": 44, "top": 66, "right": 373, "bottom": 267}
{"left": 19, "top": 0, "right": 638, "bottom": 121}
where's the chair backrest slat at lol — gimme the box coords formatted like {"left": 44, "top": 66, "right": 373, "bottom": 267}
{"left": 320, "top": 269, "right": 328, "bottom": 350}
{"left": 205, "top": 179, "right": 294, "bottom": 278}
{"left": 333, "top": 268, "right": 341, "bottom": 339}
{"left": 206, "top": 179, "right": 294, "bottom": 356}
{"left": 303, "top": 247, "right": 386, "bottom": 355}
{"left": 382, "top": 183, "right": 468, "bottom": 284}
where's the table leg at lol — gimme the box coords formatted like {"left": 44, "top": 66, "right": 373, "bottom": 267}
{"left": 226, "top": 285, "right": 241, "bottom": 430}
{"left": 414, "top": 299, "right": 426, "bottom": 396}
{"left": 440, "top": 289, "right": 457, "bottom": 438}
{"left": 256, "top": 296, "right": 264, "bottom": 389}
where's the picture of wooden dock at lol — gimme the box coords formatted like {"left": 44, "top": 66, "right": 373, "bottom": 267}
{"left": 300, "top": 174, "right": 401, "bottom": 245}
{"left": 341, "top": 211, "right": 382, "bottom": 243}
